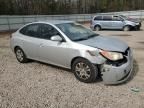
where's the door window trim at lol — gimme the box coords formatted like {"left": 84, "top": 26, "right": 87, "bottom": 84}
{"left": 39, "top": 23, "right": 66, "bottom": 42}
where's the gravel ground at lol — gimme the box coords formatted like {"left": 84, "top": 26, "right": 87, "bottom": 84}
{"left": 0, "top": 23, "right": 144, "bottom": 108}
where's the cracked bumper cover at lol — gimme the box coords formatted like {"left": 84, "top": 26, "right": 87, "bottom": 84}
{"left": 101, "top": 49, "right": 133, "bottom": 84}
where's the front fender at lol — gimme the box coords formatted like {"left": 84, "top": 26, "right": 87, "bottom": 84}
{"left": 124, "top": 21, "right": 136, "bottom": 27}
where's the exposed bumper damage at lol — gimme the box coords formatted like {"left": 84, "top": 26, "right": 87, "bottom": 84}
{"left": 133, "top": 22, "right": 142, "bottom": 30}
{"left": 101, "top": 48, "right": 133, "bottom": 84}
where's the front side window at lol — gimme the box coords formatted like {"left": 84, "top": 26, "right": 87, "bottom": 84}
{"left": 113, "top": 16, "right": 122, "bottom": 21}
{"left": 56, "top": 23, "right": 99, "bottom": 41}
{"left": 20, "top": 24, "right": 40, "bottom": 37}
{"left": 40, "top": 24, "right": 60, "bottom": 40}
{"left": 119, "top": 15, "right": 128, "bottom": 19}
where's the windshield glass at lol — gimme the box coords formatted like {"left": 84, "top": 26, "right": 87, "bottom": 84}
{"left": 56, "top": 23, "right": 99, "bottom": 41}
{"left": 119, "top": 15, "right": 128, "bottom": 19}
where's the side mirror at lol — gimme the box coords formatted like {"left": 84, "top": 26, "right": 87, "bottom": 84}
{"left": 50, "top": 35, "right": 63, "bottom": 42}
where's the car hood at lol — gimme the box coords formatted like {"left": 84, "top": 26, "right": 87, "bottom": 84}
{"left": 77, "top": 36, "right": 128, "bottom": 52}
{"left": 127, "top": 18, "right": 141, "bottom": 23}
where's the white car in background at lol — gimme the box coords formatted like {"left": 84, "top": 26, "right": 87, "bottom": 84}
{"left": 90, "top": 15, "right": 142, "bottom": 31}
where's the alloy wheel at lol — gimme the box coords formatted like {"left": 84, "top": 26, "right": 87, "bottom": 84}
{"left": 75, "top": 62, "right": 91, "bottom": 80}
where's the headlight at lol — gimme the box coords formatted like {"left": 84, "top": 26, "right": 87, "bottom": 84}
{"left": 100, "top": 50, "right": 123, "bottom": 61}
{"left": 135, "top": 23, "right": 140, "bottom": 25}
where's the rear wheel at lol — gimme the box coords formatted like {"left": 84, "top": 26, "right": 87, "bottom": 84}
{"left": 72, "top": 58, "right": 98, "bottom": 83}
{"left": 123, "top": 25, "right": 130, "bottom": 31}
{"left": 15, "top": 47, "right": 28, "bottom": 63}
{"left": 94, "top": 25, "right": 101, "bottom": 31}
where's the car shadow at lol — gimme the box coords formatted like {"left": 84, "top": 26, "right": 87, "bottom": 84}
{"left": 137, "top": 41, "right": 144, "bottom": 44}
{"left": 32, "top": 60, "right": 72, "bottom": 72}
{"left": 108, "top": 34, "right": 131, "bottom": 37}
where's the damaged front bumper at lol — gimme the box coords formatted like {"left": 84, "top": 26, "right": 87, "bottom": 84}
{"left": 101, "top": 48, "right": 133, "bottom": 84}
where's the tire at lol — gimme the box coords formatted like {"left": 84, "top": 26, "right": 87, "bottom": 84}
{"left": 94, "top": 25, "right": 101, "bottom": 31}
{"left": 15, "top": 47, "right": 28, "bottom": 63}
{"left": 123, "top": 25, "right": 130, "bottom": 31}
{"left": 72, "top": 58, "right": 98, "bottom": 83}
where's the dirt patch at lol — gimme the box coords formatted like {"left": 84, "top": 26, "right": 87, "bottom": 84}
{"left": 0, "top": 30, "right": 16, "bottom": 39}
{"left": 0, "top": 46, "right": 9, "bottom": 49}
{"left": 138, "top": 41, "right": 144, "bottom": 44}
{"left": 133, "top": 47, "right": 144, "bottom": 50}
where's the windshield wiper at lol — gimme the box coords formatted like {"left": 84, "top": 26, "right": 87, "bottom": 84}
{"left": 73, "top": 34, "right": 99, "bottom": 41}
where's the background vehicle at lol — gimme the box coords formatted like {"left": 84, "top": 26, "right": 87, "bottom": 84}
{"left": 90, "top": 15, "right": 142, "bottom": 31}
{"left": 10, "top": 20, "right": 133, "bottom": 84}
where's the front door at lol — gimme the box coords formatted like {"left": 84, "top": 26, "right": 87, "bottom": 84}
{"left": 38, "top": 24, "right": 71, "bottom": 67}
{"left": 112, "top": 16, "right": 124, "bottom": 29}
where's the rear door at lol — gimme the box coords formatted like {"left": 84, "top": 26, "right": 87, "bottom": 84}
{"left": 101, "top": 16, "right": 113, "bottom": 29}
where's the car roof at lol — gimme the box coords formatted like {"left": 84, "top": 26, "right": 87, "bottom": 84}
{"left": 94, "top": 14, "right": 120, "bottom": 17}
{"left": 18, "top": 20, "right": 75, "bottom": 31}
{"left": 36, "top": 20, "right": 74, "bottom": 25}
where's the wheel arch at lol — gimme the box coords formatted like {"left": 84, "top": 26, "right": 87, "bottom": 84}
{"left": 94, "top": 24, "right": 101, "bottom": 28}
{"left": 123, "top": 25, "right": 132, "bottom": 31}
{"left": 14, "top": 46, "right": 22, "bottom": 53}
{"left": 123, "top": 24, "right": 132, "bottom": 28}
{"left": 71, "top": 56, "right": 92, "bottom": 69}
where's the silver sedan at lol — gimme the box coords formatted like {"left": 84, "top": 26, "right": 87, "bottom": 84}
{"left": 10, "top": 20, "right": 133, "bottom": 84}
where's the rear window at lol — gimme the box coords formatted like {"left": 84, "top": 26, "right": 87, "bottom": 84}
{"left": 103, "top": 16, "right": 112, "bottom": 21}
{"left": 94, "top": 16, "right": 102, "bottom": 20}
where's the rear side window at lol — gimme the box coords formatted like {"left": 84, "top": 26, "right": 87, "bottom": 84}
{"left": 103, "top": 16, "right": 112, "bottom": 21}
{"left": 94, "top": 16, "right": 102, "bottom": 20}
{"left": 19, "top": 24, "right": 40, "bottom": 38}
{"left": 19, "top": 26, "right": 27, "bottom": 34}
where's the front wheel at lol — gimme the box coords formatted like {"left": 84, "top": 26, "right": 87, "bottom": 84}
{"left": 123, "top": 25, "right": 130, "bottom": 31}
{"left": 94, "top": 25, "right": 101, "bottom": 31}
{"left": 72, "top": 58, "right": 98, "bottom": 83}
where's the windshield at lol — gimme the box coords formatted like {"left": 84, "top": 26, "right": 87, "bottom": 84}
{"left": 119, "top": 15, "right": 128, "bottom": 19}
{"left": 56, "top": 23, "right": 99, "bottom": 41}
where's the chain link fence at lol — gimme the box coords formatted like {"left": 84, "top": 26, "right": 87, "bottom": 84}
{"left": 0, "top": 10, "right": 144, "bottom": 32}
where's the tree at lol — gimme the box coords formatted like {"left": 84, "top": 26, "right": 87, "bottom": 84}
{"left": 0, "top": 0, "right": 143, "bottom": 15}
